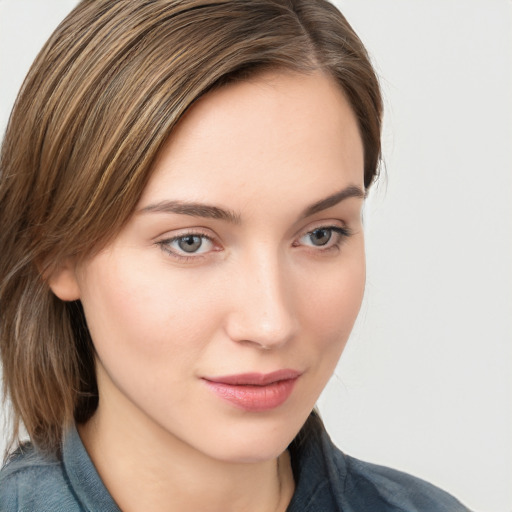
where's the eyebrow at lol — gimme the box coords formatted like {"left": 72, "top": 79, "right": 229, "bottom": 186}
{"left": 139, "top": 184, "right": 364, "bottom": 224}
{"left": 139, "top": 200, "right": 242, "bottom": 224}
{"left": 299, "top": 185, "right": 365, "bottom": 219}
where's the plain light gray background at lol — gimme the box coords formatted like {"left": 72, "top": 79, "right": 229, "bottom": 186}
{"left": 1, "top": 2, "right": 511, "bottom": 511}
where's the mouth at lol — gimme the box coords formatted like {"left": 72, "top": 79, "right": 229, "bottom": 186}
{"left": 202, "top": 369, "right": 301, "bottom": 411}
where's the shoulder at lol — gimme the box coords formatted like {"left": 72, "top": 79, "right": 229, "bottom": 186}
{"left": 0, "top": 443, "right": 83, "bottom": 512}
{"left": 328, "top": 442, "right": 472, "bottom": 512}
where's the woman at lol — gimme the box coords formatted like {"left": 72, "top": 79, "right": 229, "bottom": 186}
{"left": 0, "top": 1, "right": 471, "bottom": 510}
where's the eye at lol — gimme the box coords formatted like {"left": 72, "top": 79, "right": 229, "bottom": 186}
{"left": 157, "top": 232, "right": 216, "bottom": 259}
{"left": 296, "top": 226, "right": 352, "bottom": 250}
{"left": 176, "top": 235, "right": 206, "bottom": 253}
{"left": 306, "top": 228, "right": 333, "bottom": 246}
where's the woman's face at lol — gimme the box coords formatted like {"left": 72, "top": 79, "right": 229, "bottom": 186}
{"left": 63, "top": 70, "right": 366, "bottom": 463}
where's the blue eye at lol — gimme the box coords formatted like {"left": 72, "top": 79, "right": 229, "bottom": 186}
{"left": 176, "top": 235, "right": 204, "bottom": 253}
{"left": 298, "top": 226, "right": 351, "bottom": 249}
{"left": 308, "top": 228, "right": 333, "bottom": 246}
{"left": 159, "top": 233, "right": 214, "bottom": 258}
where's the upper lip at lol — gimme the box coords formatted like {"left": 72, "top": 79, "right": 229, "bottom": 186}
{"left": 203, "top": 369, "right": 302, "bottom": 386}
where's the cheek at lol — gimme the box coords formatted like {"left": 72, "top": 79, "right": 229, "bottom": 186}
{"left": 299, "top": 249, "right": 366, "bottom": 348}
{"left": 288, "top": 246, "right": 365, "bottom": 412}
{"left": 78, "top": 253, "right": 221, "bottom": 370}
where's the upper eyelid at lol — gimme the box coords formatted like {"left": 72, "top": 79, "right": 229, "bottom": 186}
{"left": 168, "top": 231, "right": 214, "bottom": 241}
{"left": 303, "top": 225, "right": 350, "bottom": 236}
{"left": 296, "top": 219, "right": 348, "bottom": 238}
{"left": 156, "top": 227, "right": 215, "bottom": 241}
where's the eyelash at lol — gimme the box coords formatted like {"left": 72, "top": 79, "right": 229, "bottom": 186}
{"left": 156, "top": 229, "right": 216, "bottom": 262}
{"left": 156, "top": 225, "right": 352, "bottom": 262}
{"left": 294, "top": 226, "right": 352, "bottom": 252}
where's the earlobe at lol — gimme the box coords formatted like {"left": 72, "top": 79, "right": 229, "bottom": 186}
{"left": 46, "top": 260, "right": 81, "bottom": 301}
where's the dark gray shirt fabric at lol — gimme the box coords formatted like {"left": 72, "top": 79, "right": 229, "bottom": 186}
{"left": 0, "top": 417, "right": 471, "bottom": 511}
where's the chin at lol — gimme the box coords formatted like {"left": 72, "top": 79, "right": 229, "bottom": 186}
{"left": 192, "top": 410, "right": 309, "bottom": 464}
{"left": 210, "top": 438, "right": 290, "bottom": 464}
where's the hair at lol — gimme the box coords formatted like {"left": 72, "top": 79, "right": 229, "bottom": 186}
{"left": 0, "top": 0, "right": 382, "bottom": 456}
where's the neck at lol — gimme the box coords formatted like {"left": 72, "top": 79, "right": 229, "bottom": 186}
{"left": 79, "top": 386, "right": 295, "bottom": 512}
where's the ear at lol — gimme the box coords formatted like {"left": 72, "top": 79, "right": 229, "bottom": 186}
{"left": 46, "top": 259, "right": 81, "bottom": 301}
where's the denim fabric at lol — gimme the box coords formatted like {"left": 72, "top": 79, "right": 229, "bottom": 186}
{"left": 286, "top": 418, "right": 472, "bottom": 512}
{"left": 1, "top": 419, "right": 471, "bottom": 511}
{"left": 0, "top": 427, "right": 119, "bottom": 512}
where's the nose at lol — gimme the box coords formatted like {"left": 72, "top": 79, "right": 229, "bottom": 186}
{"left": 224, "top": 250, "right": 298, "bottom": 350}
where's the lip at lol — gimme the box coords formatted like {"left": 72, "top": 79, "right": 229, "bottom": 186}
{"left": 202, "top": 369, "right": 301, "bottom": 411}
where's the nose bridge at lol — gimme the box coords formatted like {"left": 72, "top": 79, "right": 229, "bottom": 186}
{"left": 226, "top": 244, "right": 297, "bottom": 349}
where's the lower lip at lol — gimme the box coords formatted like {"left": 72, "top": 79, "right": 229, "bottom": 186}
{"left": 203, "top": 378, "right": 298, "bottom": 412}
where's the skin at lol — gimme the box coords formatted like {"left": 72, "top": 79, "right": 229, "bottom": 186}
{"left": 50, "top": 70, "right": 366, "bottom": 512}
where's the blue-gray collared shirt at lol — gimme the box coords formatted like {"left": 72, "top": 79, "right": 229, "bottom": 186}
{"left": 0, "top": 417, "right": 471, "bottom": 511}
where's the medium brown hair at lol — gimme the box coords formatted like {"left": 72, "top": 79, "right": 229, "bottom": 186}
{"left": 0, "top": 0, "right": 382, "bottom": 456}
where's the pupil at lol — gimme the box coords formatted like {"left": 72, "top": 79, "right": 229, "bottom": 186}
{"left": 311, "top": 228, "right": 331, "bottom": 246}
{"left": 178, "top": 235, "right": 202, "bottom": 253}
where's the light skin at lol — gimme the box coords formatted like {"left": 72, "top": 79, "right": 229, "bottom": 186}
{"left": 50, "top": 70, "right": 366, "bottom": 512}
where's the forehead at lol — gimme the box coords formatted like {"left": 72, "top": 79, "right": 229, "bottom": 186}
{"left": 140, "top": 70, "right": 364, "bottom": 214}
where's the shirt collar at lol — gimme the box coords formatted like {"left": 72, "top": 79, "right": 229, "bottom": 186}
{"left": 62, "top": 425, "right": 121, "bottom": 512}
